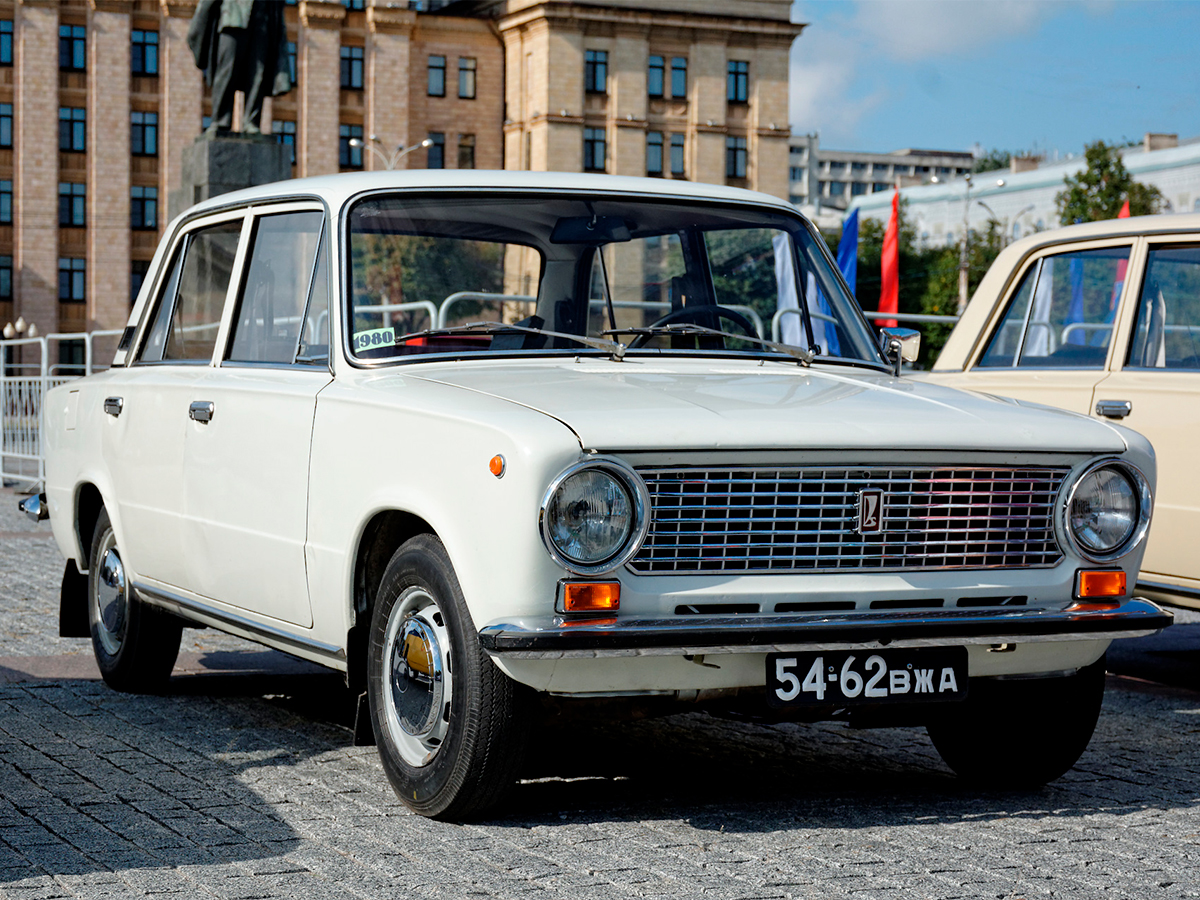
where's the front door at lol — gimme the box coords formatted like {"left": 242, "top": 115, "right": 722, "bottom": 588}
{"left": 180, "top": 207, "right": 330, "bottom": 627}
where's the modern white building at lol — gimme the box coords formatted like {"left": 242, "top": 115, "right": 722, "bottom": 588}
{"left": 848, "top": 133, "right": 1200, "bottom": 249}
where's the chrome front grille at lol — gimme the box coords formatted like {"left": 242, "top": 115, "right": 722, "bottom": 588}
{"left": 630, "top": 466, "right": 1069, "bottom": 574}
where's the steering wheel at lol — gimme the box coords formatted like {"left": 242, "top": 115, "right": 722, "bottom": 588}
{"left": 628, "top": 305, "right": 758, "bottom": 348}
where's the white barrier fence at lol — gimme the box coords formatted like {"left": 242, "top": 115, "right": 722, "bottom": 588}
{"left": 1, "top": 330, "right": 122, "bottom": 488}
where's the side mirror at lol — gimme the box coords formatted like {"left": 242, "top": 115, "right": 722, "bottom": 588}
{"left": 879, "top": 327, "right": 921, "bottom": 376}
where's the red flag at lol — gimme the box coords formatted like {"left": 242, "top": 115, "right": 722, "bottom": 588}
{"left": 1118, "top": 199, "right": 1131, "bottom": 218}
{"left": 878, "top": 189, "right": 899, "bottom": 327}
{"left": 1110, "top": 199, "right": 1131, "bottom": 312}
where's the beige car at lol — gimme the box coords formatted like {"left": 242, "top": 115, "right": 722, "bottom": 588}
{"left": 927, "top": 215, "right": 1200, "bottom": 610}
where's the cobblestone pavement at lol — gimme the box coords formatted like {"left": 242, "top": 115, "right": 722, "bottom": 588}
{"left": 2, "top": 488, "right": 1200, "bottom": 899}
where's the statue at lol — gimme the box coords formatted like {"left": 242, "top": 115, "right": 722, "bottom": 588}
{"left": 187, "top": 0, "right": 292, "bottom": 135}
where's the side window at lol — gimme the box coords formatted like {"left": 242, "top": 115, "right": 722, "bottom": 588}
{"left": 297, "top": 231, "right": 329, "bottom": 365}
{"left": 1127, "top": 244, "right": 1200, "bottom": 370}
{"left": 228, "top": 211, "right": 324, "bottom": 364}
{"left": 977, "top": 246, "right": 1131, "bottom": 369}
{"left": 140, "top": 219, "right": 243, "bottom": 363}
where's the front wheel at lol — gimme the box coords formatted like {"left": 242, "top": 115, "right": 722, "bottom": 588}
{"left": 926, "top": 656, "right": 1107, "bottom": 788}
{"left": 88, "top": 507, "right": 182, "bottom": 693}
{"left": 367, "top": 534, "right": 534, "bottom": 820}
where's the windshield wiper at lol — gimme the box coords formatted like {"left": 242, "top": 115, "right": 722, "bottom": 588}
{"left": 397, "top": 322, "right": 627, "bottom": 360}
{"left": 602, "top": 323, "right": 815, "bottom": 366}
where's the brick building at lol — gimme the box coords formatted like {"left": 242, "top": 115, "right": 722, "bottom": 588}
{"left": 1, "top": 0, "right": 800, "bottom": 358}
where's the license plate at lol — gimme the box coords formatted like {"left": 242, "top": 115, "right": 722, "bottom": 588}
{"left": 766, "top": 648, "right": 968, "bottom": 708}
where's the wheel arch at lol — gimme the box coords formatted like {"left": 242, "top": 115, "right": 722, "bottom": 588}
{"left": 75, "top": 482, "right": 106, "bottom": 569}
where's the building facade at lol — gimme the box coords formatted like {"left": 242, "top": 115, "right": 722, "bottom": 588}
{"left": 788, "top": 133, "right": 974, "bottom": 222}
{"left": 849, "top": 133, "right": 1200, "bottom": 251}
{"left": 1, "top": 0, "right": 800, "bottom": 359}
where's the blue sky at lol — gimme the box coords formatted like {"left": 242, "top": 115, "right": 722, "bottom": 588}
{"left": 789, "top": 1, "right": 1200, "bottom": 157}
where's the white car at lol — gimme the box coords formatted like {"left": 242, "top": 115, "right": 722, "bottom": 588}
{"left": 27, "top": 171, "right": 1171, "bottom": 819}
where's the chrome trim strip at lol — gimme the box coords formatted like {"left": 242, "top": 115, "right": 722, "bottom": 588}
{"left": 477, "top": 598, "right": 1171, "bottom": 659}
{"left": 1137, "top": 579, "right": 1200, "bottom": 602}
{"left": 133, "top": 582, "right": 346, "bottom": 665}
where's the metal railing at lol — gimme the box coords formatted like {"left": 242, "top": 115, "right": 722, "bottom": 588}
{"left": 1, "top": 330, "right": 122, "bottom": 487}
{"left": 771, "top": 307, "right": 961, "bottom": 343}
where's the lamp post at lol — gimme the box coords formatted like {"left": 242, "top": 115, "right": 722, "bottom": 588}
{"left": 348, "top": 135, "right": 434, "bottom": 170}
{"left": 2, "top": 316, "right": 37, "bottom": 375}
{"left": 957, "top": 173, "right": 973, "bottom": 313}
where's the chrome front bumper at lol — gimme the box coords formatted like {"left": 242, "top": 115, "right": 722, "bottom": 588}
{"left": 478, "top": 598, "right": 1172, "bottom": 659}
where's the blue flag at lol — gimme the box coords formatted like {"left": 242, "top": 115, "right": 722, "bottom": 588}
{"left": 837, "top": 208, "right": 859, "bottom": 296}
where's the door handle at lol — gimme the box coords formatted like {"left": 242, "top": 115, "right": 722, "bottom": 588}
{"left": 103, "top": 396, "right": 123, "bottom": 417}
{"left": 189, "top": 400, "right": 214, "bottom": 424}
{"left": 1095, "top": 399, "right": 1132, "bottom": 419}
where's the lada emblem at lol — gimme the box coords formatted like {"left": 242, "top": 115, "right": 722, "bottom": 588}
{"left": 857, "top": 489, "right": 885, "bottom": 534}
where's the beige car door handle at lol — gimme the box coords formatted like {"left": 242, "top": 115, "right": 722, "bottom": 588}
{"left": 1095, "top": 399, "right": 1132, "bottom": 419}
{"left": 189, "top": 400, "right": 214, "bottom": 424}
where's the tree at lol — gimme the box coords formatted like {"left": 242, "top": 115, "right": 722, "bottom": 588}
{"left": 916, "top": 220, "right": 1005, "bottom": 360}
{"left": 1055, "top": 140, "right": 1164, "bottom": 225}
{"left": 973, "top": 149, "right": 1011, "bottom": 173}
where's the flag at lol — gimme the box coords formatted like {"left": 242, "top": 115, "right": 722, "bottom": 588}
{"left": 1110, "top": 199, "right": 1131, "bottom": 315}
{"left": 878, "top": 190, "right": 899, "bottom": 327}
{"left": 837, "top": 208, "right": 859, "bottom": 294}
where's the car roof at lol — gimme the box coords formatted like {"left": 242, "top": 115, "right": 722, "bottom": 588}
{"left": 177, "top": 169, "right": 799, "bottom": 224}
{"left": 1005, "top": 212, "right": 1200, "bottom": 255}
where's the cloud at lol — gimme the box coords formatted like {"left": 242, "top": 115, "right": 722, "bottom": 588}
{"left": 850, "top": 1, "right": 1052, "bottom": 62}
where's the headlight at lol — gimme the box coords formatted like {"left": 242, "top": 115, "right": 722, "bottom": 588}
{"left": 540, "top": 458, "right": 650, "bottom": 575}
{"left": 1064, "top": 460, "right": 1152, "bottom": 561}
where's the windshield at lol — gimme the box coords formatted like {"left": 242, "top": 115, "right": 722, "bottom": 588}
{"left": 346, "top": 192, "right": 880, "bottom": 366}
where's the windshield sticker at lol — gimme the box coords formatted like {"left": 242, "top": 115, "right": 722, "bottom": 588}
{"left": 353, "top": 328, "right": 397, "bottom": 352}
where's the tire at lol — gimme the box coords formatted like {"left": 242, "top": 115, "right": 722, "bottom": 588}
{"left": 926, "top": 656, "right": 1107, "bottom": 788}
{"left": 88, "top": 507, "right": 182, "bottom": 693}
{"left": 367, "top": 534, "right": 534, "bottom": 820}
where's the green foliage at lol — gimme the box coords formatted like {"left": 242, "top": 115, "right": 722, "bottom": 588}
{"left": 973, "top": 149, "right": 1011, "bottom": 173}
{"left": 705, "top": 228, "right": 779, "bottom": 326}
{"left": 1055, "top": 140, "right": 1165, "bottom": 225}
{"left": 915, "top": 220, "right": 1005, "bottom": 360}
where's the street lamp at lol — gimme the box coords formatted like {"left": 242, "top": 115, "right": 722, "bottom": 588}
{"left": 348, "top": 135, "right": 434, "bottom": 170}
{"left": 2, "top": 316, "right": 37, "bottom": 339}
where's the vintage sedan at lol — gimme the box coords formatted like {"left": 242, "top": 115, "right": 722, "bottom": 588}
{"left": 926, "top": 214, "right": 1200, "bottom": 611}
{"left": 26, "top": 172, "right": 1171, "bottom": 819}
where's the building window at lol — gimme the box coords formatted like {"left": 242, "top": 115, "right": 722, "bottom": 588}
{"left": 427, "top": 55, "right": 446, "bottom": 97}
{"left": 670, "top": 134, "right": 685, "bottom": 176}
{"left": 727, "top": 60, "right": 749, "bottom": 103}
{"left": 873, "top": 182, "right": 889, "bottom": 193}
{"left": 339, "top": 124, "right": 363, "bottom": 168}
{"left": 59, "top": 258, "right": 86, "bottom": 303}
{"left": 583, "top": 126, "right": 606, "bottom": 172}
{"left": 829, "top": 181, "right": 845, "bottom": 196}
{"left": 427, "top": 132, "right": 445, "bottom": 169}
{"left": 0, "top": 21, "right": 11, "bottom": 67}
{"left": 343, "top": 0, "right": 365, "bottom": 8}
{"left": 584, "top": 50, "right": 607, "bottom": 94}
{"left": 273, "top": 119, "right": 296, "bottom": 165}
{"left": 60, "top": 107, "right": 86, "bottom": 152}
{"left": 340, "top": 46, "right": 364, "bottom": 89}
{"left": 850, "top": 182, "right": 867, "bottom": 196}
{"left": 0, "top": 256, "right": 11, "bottom": 301}
{"left": 646, "top": 131, "right": 663, "bottom": 176}
{"left": 670, "top": 57, "right": 687, "bottom": 99}
{"left": 648, "top": 55, "right": 664, "bottom": 98}
{"left": 851, "top": 161, "right": 867, "bottom": 172}
{"left": 59, "top": 183, "right": 86, "bottom": 227}
{"left": 131, "top": 186, "right": 158, "bottom": 230}
{"left": 287, "top": 41, "right": 297, "bottom": 85}
{"left": 131, "top": 260, "right": 150, "bottom": 305}
{"left": 458, "top": 57, "right": 477, "bottom": 99}
{"left": 131, "top": 30, "right": 158, "bottom": 76}
{"left": 131, "top": 111, "right": 158, "bottom": 156}
{"left": 0, "top": 103, "right": 10, "bottom": 148}
{"left": 726, "top": 136, "right": 747, "bottom": 178}
{"left": 789, "top": 166, "right": 804, "bottom": 182}
{"left": 457, "top": 134, "right": 475, "bottom": 169}
{"left": 60, "top": 25, "right": 86, "bottom": 72}
{"left": 0, "top": 180, "right": 11, "bottom": 224}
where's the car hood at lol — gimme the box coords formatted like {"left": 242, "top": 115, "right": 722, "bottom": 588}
{"left": 406, "top": 357, "right": 1129, "bottom": 454}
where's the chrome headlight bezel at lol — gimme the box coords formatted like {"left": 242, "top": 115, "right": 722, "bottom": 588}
{"left": 539, "top": 457, "right": 651, "bottom": 576}
{"left": 1061, "top": 458, "right": 1152, "bottom": 563}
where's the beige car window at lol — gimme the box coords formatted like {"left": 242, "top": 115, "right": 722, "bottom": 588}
{"left": 1127, "top": 244, "right": 1200, "bottom": 370}
{"left": 228, "top": 211, "right": 324, "bottom": 364}
{"left": 977, "top": 246, "right": 1130, "bottom": 369}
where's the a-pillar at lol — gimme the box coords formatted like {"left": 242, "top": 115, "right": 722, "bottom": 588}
{"left": 88, "top": 1, "right": 132, "bottom": 331}
{"left": 14, "top": 0, "right": 59, "bottom": 337}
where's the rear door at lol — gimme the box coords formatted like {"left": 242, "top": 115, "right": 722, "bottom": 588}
{"left": 1092, "top": 239, "right": 1200, "bottom": 590}
{"left": 179, "top": 205, "right": 331, "bottom": 627}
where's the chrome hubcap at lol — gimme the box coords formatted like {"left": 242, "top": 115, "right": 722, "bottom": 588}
{"left": 93, "top": 533, "right": 127, "bottom": 656}
{"left": 382, "top": 587, "right": 453, "bottom": 767}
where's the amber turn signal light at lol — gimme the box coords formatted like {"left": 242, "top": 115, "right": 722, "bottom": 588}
{"left": 489, "top": 454, "right": 505, "bottom": 477}
{"left": 1074, "top": 569, "right": 1126, "bottom": 604}
{"left": 562, "top": 581, "right": 620, "bottom": 613}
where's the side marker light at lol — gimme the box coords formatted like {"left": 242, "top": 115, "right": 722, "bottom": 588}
{"left": 562, "top": 581, "right": 620, "bottom": 613}
{"left": 489, "top": 455, "right": 505, "bottom": 477}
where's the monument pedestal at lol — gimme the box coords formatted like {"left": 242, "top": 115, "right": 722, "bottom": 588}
{"left": 170, "top": 132, "right": 293, "bottom": 220}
